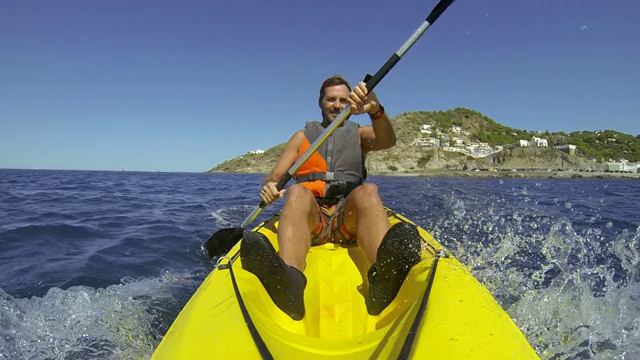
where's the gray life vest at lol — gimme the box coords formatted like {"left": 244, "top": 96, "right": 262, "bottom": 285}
{"left": 295, "top": 121, "right": 367, "bottom": 199}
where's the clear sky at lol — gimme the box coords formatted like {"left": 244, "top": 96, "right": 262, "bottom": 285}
{"left": 1, "top": 0, "right": 639, "bottom": 172}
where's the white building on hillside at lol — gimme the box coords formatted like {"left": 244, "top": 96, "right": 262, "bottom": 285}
{"left": 605, "top": 160, "right": 638, "bottom": 173}
{"left": 531, "top": 136, "right": 548, "bottom": 147}
{"left": 554, "top": 144, "right": 577, "bottom": 155}
{"left": 411, "top": 137, "right": 440, "bottom": 147}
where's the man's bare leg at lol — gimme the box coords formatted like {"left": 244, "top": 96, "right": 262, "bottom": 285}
{"left": 342, "top": 183, "right": 389, "bottom": 266}
{"left": 277, "top": 184, "right": 320, "bottom": 271}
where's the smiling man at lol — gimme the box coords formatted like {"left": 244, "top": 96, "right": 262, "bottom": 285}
{"left": 240, "top": 74, "right": 422, "bottom": 320}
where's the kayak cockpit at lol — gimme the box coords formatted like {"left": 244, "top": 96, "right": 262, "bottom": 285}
{"left": 234, "top": 239, "right": 437, "bottom": 341}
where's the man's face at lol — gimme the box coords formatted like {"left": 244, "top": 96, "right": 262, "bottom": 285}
{"left": 321, "top": 84, "right": 350, "bottom": 123}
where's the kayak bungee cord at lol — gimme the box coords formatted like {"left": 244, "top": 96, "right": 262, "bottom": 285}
{"left": 398, "top": 250, "right": 448, "bottom": 359}
{"left": 216, "top": 220, "right": 273, "bottom": 359}
{"left": 218, "top": 255, "right": 274, "bottom": 360}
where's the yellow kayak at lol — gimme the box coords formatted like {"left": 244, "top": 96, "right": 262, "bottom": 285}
{"left": 152, "top": 208, "right": 539, "bottom": 359}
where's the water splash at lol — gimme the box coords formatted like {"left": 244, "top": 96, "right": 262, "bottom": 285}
{"left": 0, "top": 271, "right": 200, "bottom": 360}
{"left": 209, "top": 204, "right": 255, "bottom": 228}
{"left": 426, "top": 191, "right": 640, "bottom": 359}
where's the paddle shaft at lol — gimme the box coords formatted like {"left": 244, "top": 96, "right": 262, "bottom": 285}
{"left": 236, "top": 0, "right": 456, "bottom": 231}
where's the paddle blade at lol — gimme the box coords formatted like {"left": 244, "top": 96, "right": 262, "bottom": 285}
{"left": 203, "top": 227, "right": 244, "bottom": 258}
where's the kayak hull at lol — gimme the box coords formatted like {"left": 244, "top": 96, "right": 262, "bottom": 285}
{"left": 152, "top": 209, "right": 539, "bottom": 359}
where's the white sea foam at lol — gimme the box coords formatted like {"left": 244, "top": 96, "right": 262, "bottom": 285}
{"left": 0, "top": 271, "right": 201, "bottom": 360}
{"left": 429, "top": 192, "right": 640, "bottom": 359}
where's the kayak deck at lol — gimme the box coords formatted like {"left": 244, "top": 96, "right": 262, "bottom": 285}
{"left": 152, "top": 209, "right": 539, "bottom": 359}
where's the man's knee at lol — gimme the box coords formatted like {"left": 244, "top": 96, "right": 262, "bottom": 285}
{"left": 284, "top": 184, "right": 316, "bottom": 207}
{"left": 287, "top": 183, "right": 314, "bottom": 198}
{"left": 351, "top": 183, "right": 381, "bottom": 200}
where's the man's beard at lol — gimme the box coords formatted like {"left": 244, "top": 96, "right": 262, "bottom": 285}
{"left": 323, "top": 110, "right": 340, "bottom": 123}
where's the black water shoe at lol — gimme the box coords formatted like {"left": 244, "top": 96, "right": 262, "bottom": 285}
{"left": 240, "top": 231, "right": 307, "bottom": 320}
{"left": 366, "top": 222, "right": 422, "bottom": 315}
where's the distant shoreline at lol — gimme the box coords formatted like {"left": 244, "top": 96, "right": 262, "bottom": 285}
{"left": 207, "top": 169, "right": 640, "bottom": 180}
{"left": 370, "top": 169, "right": 640, "bottom": 180}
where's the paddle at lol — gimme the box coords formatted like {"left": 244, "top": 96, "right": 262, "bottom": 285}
{"left": 204, "top": 0, "right": 457, "bottom": 259}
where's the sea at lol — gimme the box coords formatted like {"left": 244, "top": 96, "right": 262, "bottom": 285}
{"left": 1, "top": 169, "right": 638, "bottom": 360}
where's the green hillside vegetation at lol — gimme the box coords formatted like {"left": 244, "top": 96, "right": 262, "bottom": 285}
{"left": 565, "top": 130, "right": 640, "bottom": 162}
{"left": 393, "top": 108, "right": 531, "bottom": 146}
{"left": 208, "top": 108, "right": 640, "bottom": 174}
{"left": 395, "top": 108, "right": 640, "bottom": 162}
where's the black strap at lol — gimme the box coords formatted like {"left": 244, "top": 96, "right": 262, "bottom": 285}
{"left": 398, "top": 253, "right": 442, "bottom": 359}
{"left": 296, "top": 171, "right": 362, "bottom": 183}
{"left": 221, "top": 260, "right": 274, "bottom": 360}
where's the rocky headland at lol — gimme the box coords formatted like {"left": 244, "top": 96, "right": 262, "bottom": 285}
{"left": 208, "top": 108, "right": 640, "bottom": 180}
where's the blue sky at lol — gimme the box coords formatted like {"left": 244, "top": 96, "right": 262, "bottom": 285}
{"left": 1, "top": 0, "right": 638, "bottom": 172}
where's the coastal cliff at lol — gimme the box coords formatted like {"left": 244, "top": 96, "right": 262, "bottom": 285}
{"left": 208, "top": 108, "right": 639, "bottom": 179}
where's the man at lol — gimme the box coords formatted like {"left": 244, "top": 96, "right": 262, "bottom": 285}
{"left": 241, "top": 75, "right": 421, "bottom": 320}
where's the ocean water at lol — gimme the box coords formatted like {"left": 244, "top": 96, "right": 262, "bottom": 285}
{"left": 1, "top": 169, "right": 639, "bottom": 359}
